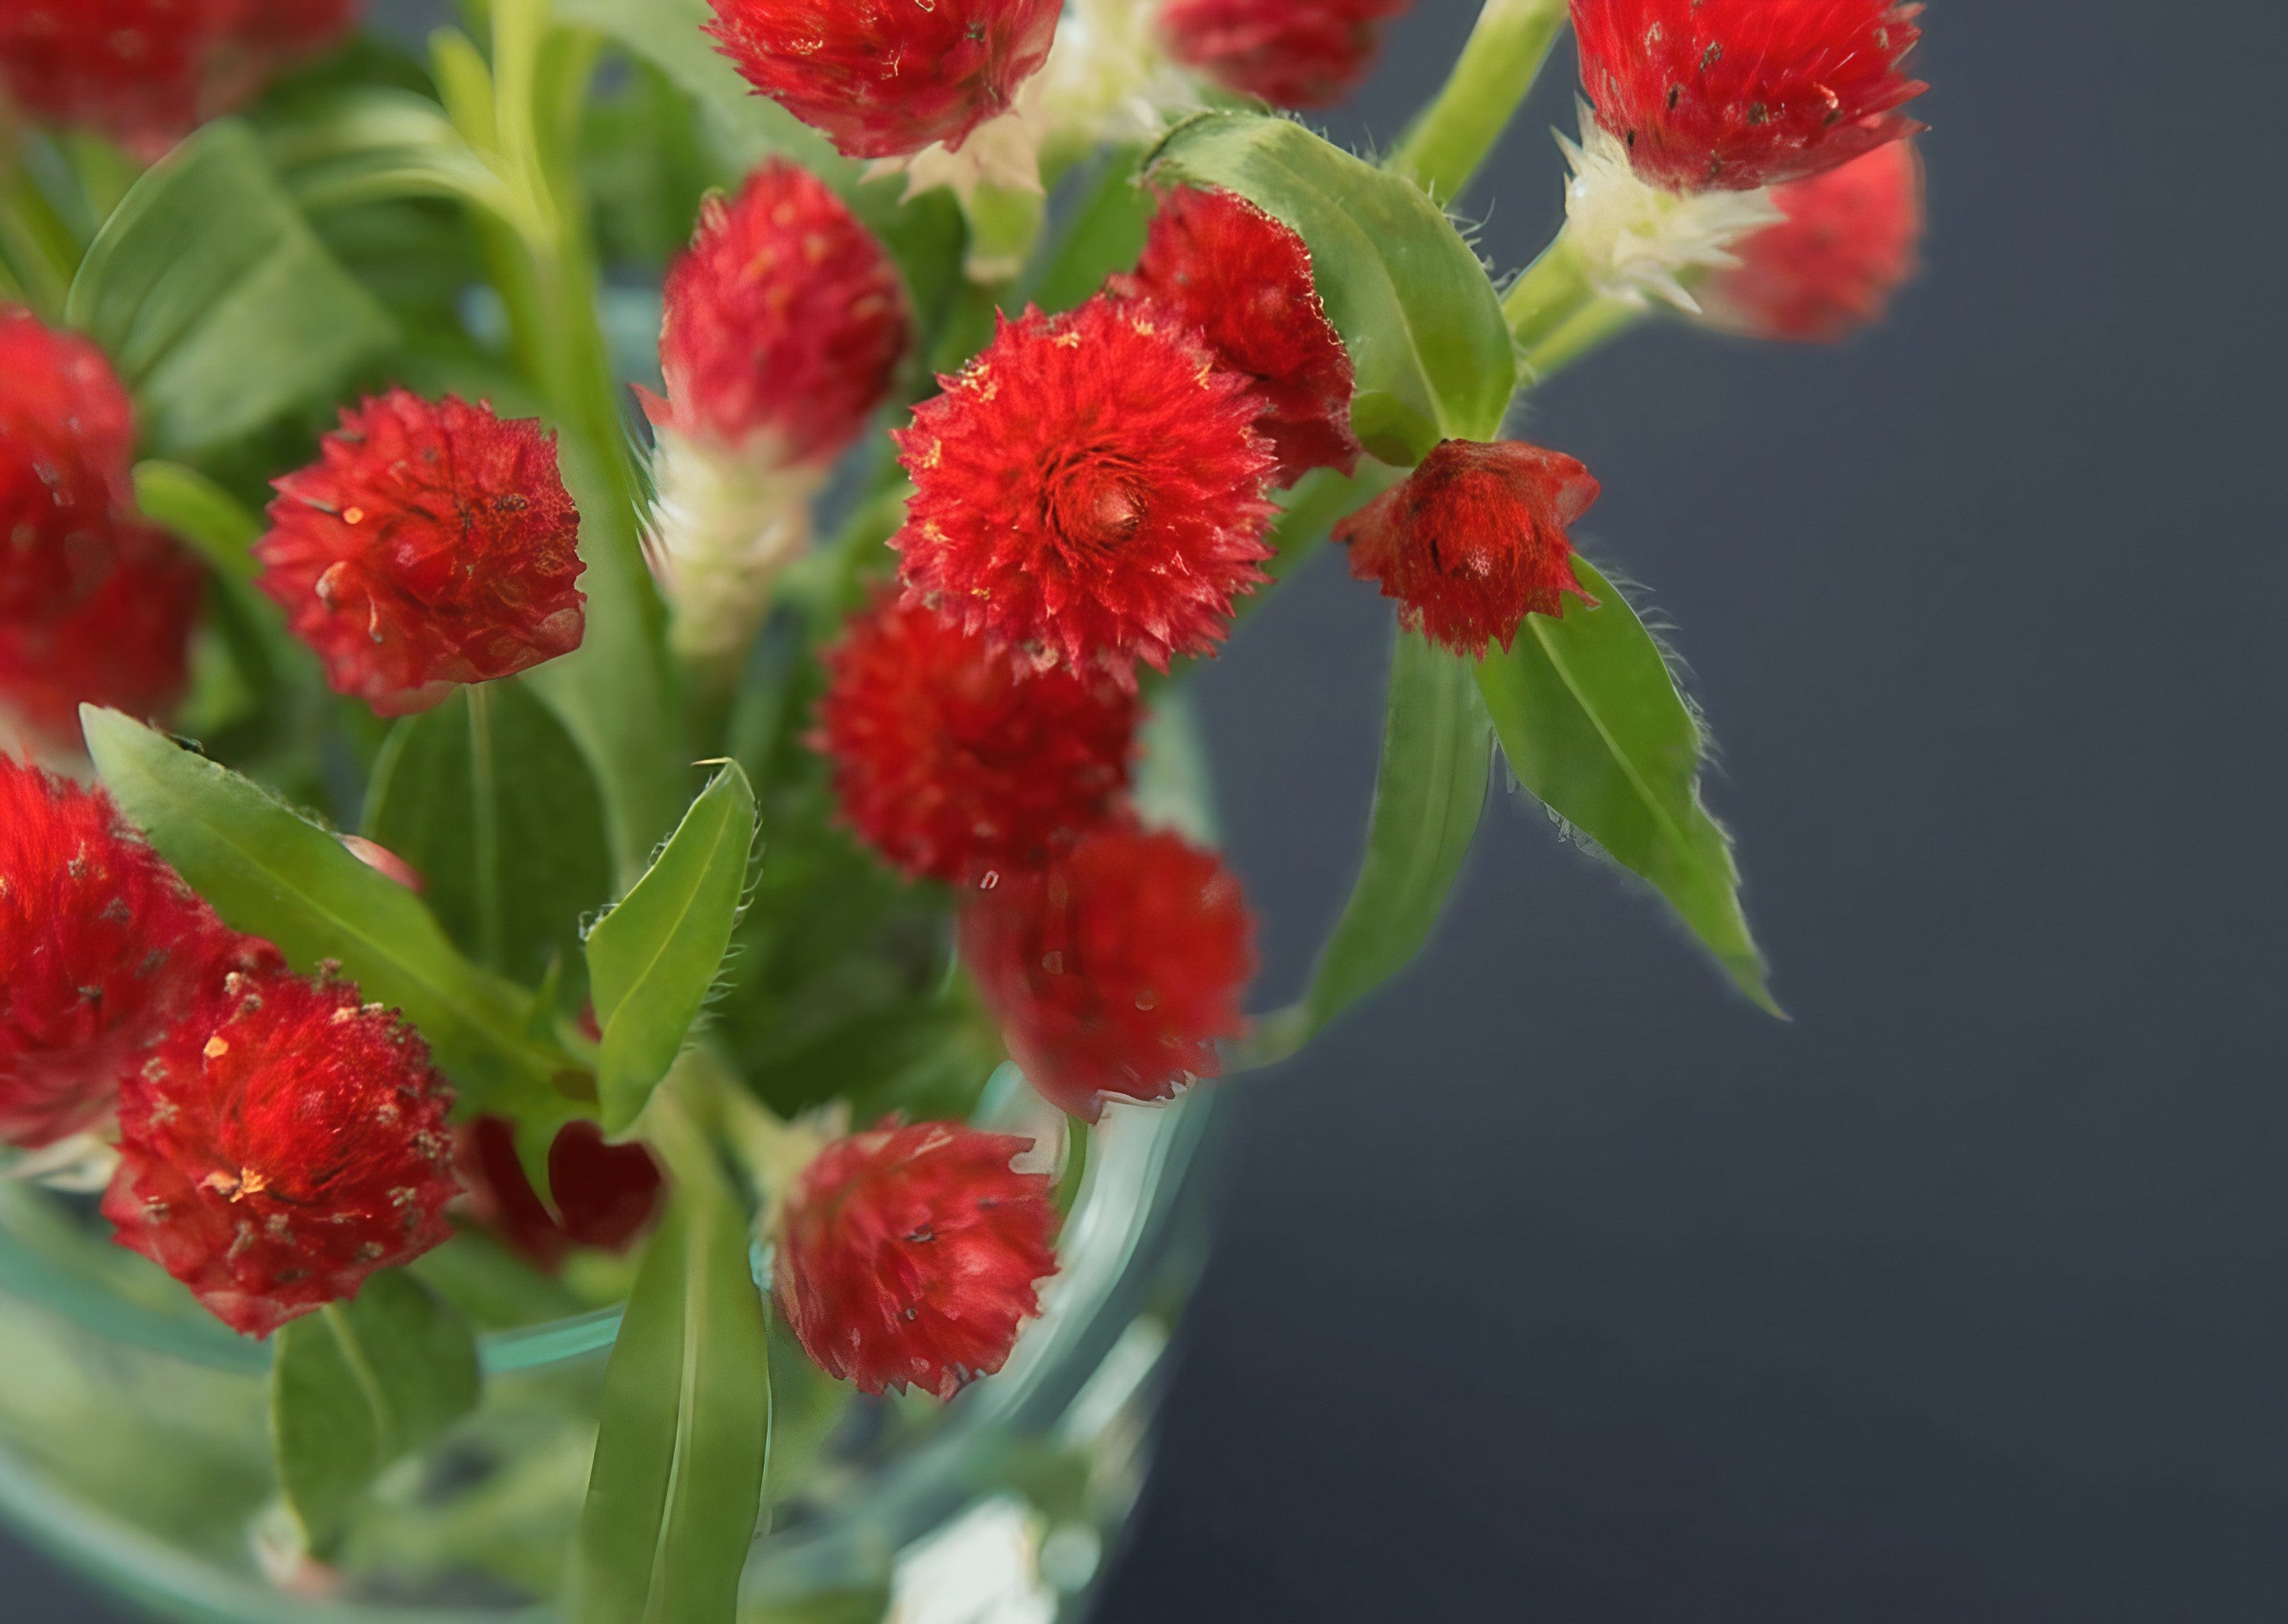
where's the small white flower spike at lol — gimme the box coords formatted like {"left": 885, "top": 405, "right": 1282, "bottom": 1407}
{"left": 1559, "top": 108, "right": 1784, "bottom": 312}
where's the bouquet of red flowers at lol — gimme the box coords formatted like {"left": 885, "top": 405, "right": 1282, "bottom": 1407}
{"left": 0, "top": 0, "right": 1929, "bottom": 1617}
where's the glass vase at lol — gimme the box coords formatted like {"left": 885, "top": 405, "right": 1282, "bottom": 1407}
{"left": 0, "top": 1081, "right": 1223, "bottom": 1622}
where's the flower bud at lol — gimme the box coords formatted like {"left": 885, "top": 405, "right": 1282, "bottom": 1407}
{"left": 1699, "top": 140, "right": 1924, "bottom": 343}
{"left": 0, "top": 0, "right": 361, "bottom": 155}
{"left": 705, "top": 0, "right": 1062, "bottom": 161}
{"left": 0, "top": 305, "right": 138, "bottom": 628}
{"left": 1159, "top": 0, "right": 1413, "bottom": 110}
{"left": 0, "top": 521, "right": 203, "bottom": 750}
{"left": 1109, "top": 186, "right": 1360, "bottom": 488}
{"left": 1336, "top": 439, "right": 1600, "bottom": 657}
{"left": 102, "top": 967, "right": 460, "bottom": 1338}
{"left": 456, "top": 1115, "right": 663, "bottom": 1273}
{"left": 960, "top": 821, "right": 1256, "bottom": 1119}
{"left": 1569, "top": 0, "right": 1926, "bottom": 194}
{"left": 814, "top": 590, "right": 1136, "bottom": 884}
{"left": 891, "top": 297, "right": 1275, "bottom": 686}
{"left": 774, "top": 1118, "right": 1059, "bottom": 1398}
{"left": 644, "top": 161, "right": 910, "bottom": 667}
{"left": 1, "top": 754, "right": 274, "bottom": 1149}
{"left": 257, "top": 392, "right": 586, "bottom": 717}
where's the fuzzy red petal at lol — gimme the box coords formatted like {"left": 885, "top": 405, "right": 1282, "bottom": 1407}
{"left": 256, "top": 392, "right": 585, "bottom": 717}
{"left": 0, "top": 0, "right": 359, "bottom": 153}
{"left": 891, "top": 297, "right": 1275, "bottom": 686}
{"left": 705, "top": 0, "right": 1060, "bottom": 160}
{"left": 775, "top": 1117, "right": 1058, "bottom": 1399}
{"left": 1160, "top": 0, "right": 1413, "bottom": 109}
{"left": 0, "top": 756, "right": 274, "bottom": 1148}
{"left": 456, "top": 1115, "right": 663, "bottom": 1273}
{"left": 103, "top": 967, "right": 459, "bottom": 1338}
{"left": 1569, "top": 0, "right": 1926, "bottom": 192}
{"left": 0, "top": 305, "right": 139, "bottom": 626}
{"left": 1702, "top": 140, "right": 1924, "bottom": 343}
{"left": 0, "top": 522, "right": 203, "bottom": 746}
{"left": 959, "top": 821, "right": 1256, "bottom": 1119}
{"left": 653, "top": 159, "right": 911, "bottom": 466}
{"left": 1109, "top": 186, "right": 1361, "bottom": 488}
{"left": 1336, "top": 439, "right": 1600, "bottom": 657}
{"left": 814, "top": 589, "right": 1136, "bottom": 884}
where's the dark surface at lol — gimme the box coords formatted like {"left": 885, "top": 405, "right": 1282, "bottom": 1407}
{"left": 10, "top": 1, "right": 2286, "bottom": 1620}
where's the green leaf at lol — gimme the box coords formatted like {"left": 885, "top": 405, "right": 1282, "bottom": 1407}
{"left": 1018, "top": 146, "right": 1153, "bottom": 316}
{"left": 585, "top": 765, "right": 758, "bottom": 1136}
{"left": 80, "top": 708, "right": 576, "bottom": 1103}
{"left": 364, "top": 683, "right": 614, "bottom": 992}
{"left": 573, "top": 1154, "right": 769, "bottom": 1624}
{"left": 263, "top": 86, "right": 525, "bottom": 222}
{"left": 66, "top": 120, "right": 394, "bottom": 454}
{"left": 270, "top": 1272, "right": 480, "bottom": 1555}
{"left": 1279, "top": 628, "right": 1492, "bottom": 1051}
{"left": 1146, "top": 111, "right": 1516, "bottom": 462}
{"left": 130, "top": 461, "right": 261, "bottom": 583}
{"left": 1475, "top": 561, "right": 1779, "bottom": 1012}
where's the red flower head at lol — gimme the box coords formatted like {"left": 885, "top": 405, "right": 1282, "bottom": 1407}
{"left": 0, "top": 305, "right": 138, "bottom": 626}
{"left": 1109, "top": 186, "right": 1360, "bottom": 488}
{"left": 959, "top": 821, "right": 1255, "bottom": 1119}
{"left": 891, "top": 297, "right": 1276, "bottom": 685}
{"left": 704, "top": 0, "right": 1061, "bottom": 160}
{"left": 774, "top": 1118, "right": 1058, "bottom": 1398}
{"left": 0, "top": 523, "right": 204, "bottom": 746}
{"left": 0, "top": 755, "right": 271, "bottom": 1149}
{"left": 0, "top": 0, "right": 362, "bottom": 155}
{"left": 650, "top": 160, "right": 911, "bottom": 469}
{"left": 1159, "top": 0, "right": 1413, "bottom": 109}
{"left": 1701, "top": 140, "right": 1924, "bottom": 343}
{"left": 1569, "top": 0, "right": 1927, "bottom": 192}
{"left": 457, "top": 1115, "right": 664, "bottom": 1273}
{"left": 814, "top": 591, "right": 1136, "bottom": 884}
{"left": 103, "top": 967, "right": 460, "bottom": 1338}
{"left": 257, "top": 392, "right": 586, "bottom": 717}
{"left": 1337, "top": 439, "right": 1600, "bottom": 657}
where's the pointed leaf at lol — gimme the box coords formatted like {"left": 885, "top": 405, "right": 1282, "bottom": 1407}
{"left": 79, "top": 708, "right": 574, "bottom": 1103}
{"left": 1474, "top": 561, "right": 1779, "bottom": 1011}
{"left": 585, "top": 765, "right": 758, "bottom": 1135}
{"left": 365, "top": 682, "right": 614, "bottom": 992}
{"left": 271, "top": 1272, "right": 481, "bottom": 1555}
{"left": 1147, "top": 111, "right": 1516, "bottom": 461}
{"left": 1272, "top": 629, "right": 1491, "bottom": 1055}
{"left": 66, "top": 121, "right": 393, "bottom": 453}
{"left": 573, "top": 1169, "right": 769, "bottom": 1624}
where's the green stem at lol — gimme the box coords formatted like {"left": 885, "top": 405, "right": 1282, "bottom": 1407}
{"left": 1502, "top": 233, "right": 1595, "bottom": 351}
{"left": 1387, "top": 0, "right": 1571, "bottom": 203}
{"left": 467, "top": 683, "right": 506, "bottom": 970}
{"left": 0, "top": 163, "right": 77, "bottom": 317}
{"left": 1520, "top": 296, "right": 1642, "bottom": 383}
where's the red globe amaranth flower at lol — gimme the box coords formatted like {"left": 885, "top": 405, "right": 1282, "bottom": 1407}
{"left": 0, "top": 0, "right": 362, "bottom": 155}
{"left": 1701, "top": 140, "right": 1924, "bottom": 343}
{"left": 775, "top": 1119, "right": 1058, "bottom": 1398}
{"left": 257, "top": 392, "right": 585, "bottom": 717}
{"left": 1160, "top": 0, "right": 1412, "bottom": 109}
{"left": 0, "top": 523, "right": 204, "bottom": 745}
{"left": 0, "top": 305, "right": 138, "bottom": 626}
{"left": 1569, "top": 0, "right": 1926, "bottom": 192}
{"left": 960, "top": 822, "right": 1256, "bottom": 1118}
{"left": 649, "top": 159, "right": 910, "bottom": 467}
{"left": 0, "top": 755, "right": 272, "bottom": 1148}
{"left": 891, "top": 298, "right": 1275, "bottom": 685}
{"left": 457, "top": 1115, "right": 664, "bottom": 1273}
{"left": 814, "top": 592, "right": 1136, "bottom": 883}
{"left": 102, "top": 968, "right": 459, "bottom": 1337}
{"left": 705, "top": 0, "right": 1061, "bottom": 160}
{"left": 1336, "top": 439, "right": 1600, "bottom": 657}
{"left": 1109, "top": 186, "right": 1360, "bottom": 488}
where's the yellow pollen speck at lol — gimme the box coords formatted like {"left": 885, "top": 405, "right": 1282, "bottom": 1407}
{"left": 1054, "top": 331, "right": 1082, "bottom": 348}
{"left": 203, "top": 1036, "right": 229, "bottom": 1059}
{"left": 343, "top": 507, "right": 366, "bottom": 525}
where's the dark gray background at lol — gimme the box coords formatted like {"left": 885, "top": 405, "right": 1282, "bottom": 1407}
{"left": 10, "top": 1, "right": 2285, "bottom": 1618}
